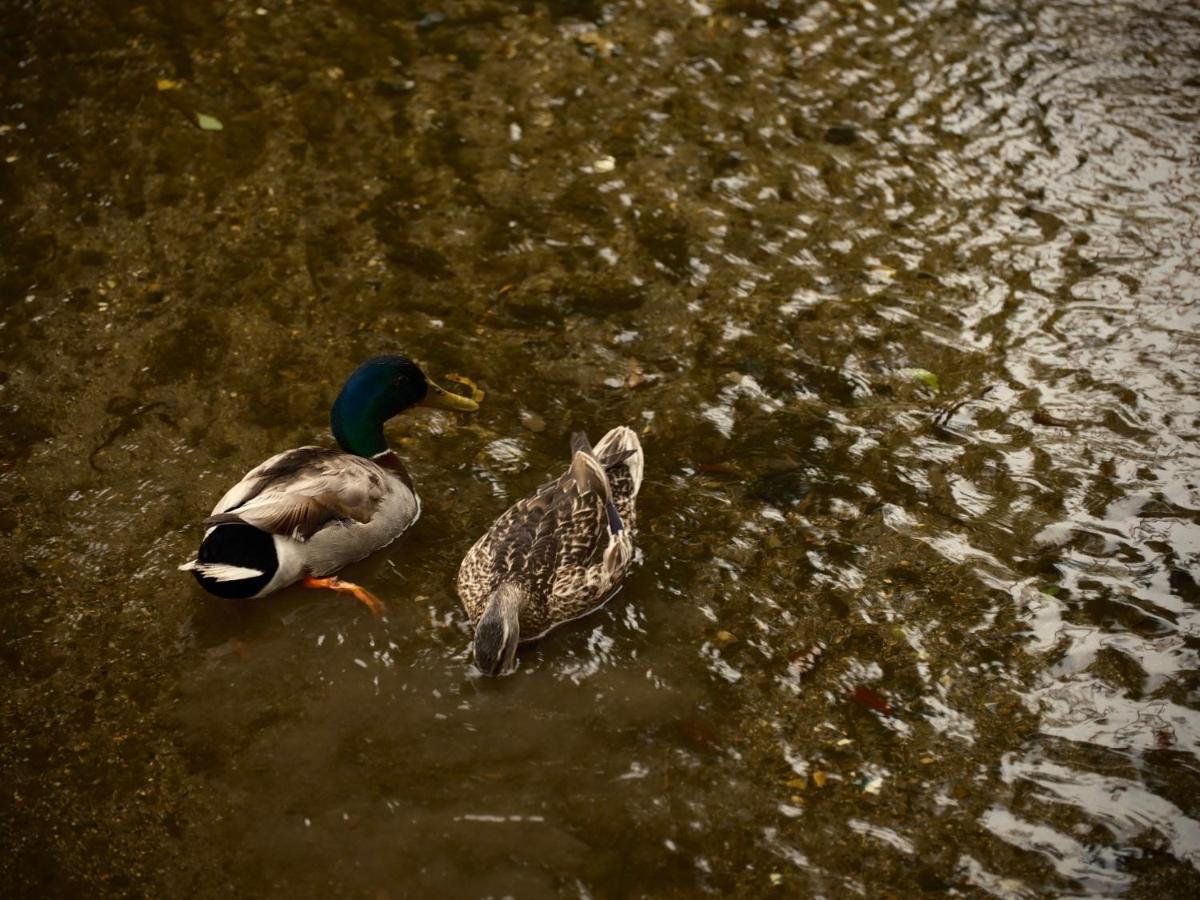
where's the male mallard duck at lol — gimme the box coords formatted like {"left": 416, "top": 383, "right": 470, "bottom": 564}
{"left": 457, "top": 426, "right": 644, "bottom": 674}
{"left": 180, "top": 355, "right": 478, "bottom": 614}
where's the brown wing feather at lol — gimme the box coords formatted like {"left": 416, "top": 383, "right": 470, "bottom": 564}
{"left": 457, "top": 428, "right": 642, "bottom": 640}
{"left": 458, "top": 467, "right": 609, "bottom": 632}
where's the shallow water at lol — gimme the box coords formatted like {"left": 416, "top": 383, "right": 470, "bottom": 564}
{"left": 2, "top": 0, "right": 1199, "bottom": 896}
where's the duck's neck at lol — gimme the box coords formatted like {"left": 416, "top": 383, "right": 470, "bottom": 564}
{"left": 330, "top": 400, "right": 389, "bottom": 458}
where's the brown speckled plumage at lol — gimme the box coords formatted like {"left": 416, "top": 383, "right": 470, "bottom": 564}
{"left": 457, "top": 426, "right": 644, "bottom": 642}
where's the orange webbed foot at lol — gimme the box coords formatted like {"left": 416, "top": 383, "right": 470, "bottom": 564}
{"left": 302, "top": 575, "right": 384, "bottom": 617}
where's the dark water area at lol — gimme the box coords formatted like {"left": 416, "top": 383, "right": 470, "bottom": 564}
{"left": 2, "top": 0, "right": 1199, "bottom": 896}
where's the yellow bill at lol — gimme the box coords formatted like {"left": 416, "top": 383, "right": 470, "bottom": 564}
{"left": 422, "top": 379, "right": 480, "bottom": 412}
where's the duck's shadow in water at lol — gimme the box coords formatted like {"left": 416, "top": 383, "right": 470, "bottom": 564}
{"left": 181, "top": 569, "right": 388, "bottom": 654}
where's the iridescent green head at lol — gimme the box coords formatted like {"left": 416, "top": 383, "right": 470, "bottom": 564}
{"left": 330, "top": 355, "right": 478, "bottom": 457}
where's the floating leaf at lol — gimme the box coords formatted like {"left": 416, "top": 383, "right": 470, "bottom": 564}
{"left": 901, "top": 367, "right": 940, "bottom": 391}
{"left": 519, "top": 410, "right": 546, "bottom": 433}
{"left": 850, "top": 685, "right": 893, "bottom": 716}
{"left": 860, "top": 774, "right": 884, "bottom": 795}
{"left": 196, "top": 113, "right": 224, "bottom": 131}
{"left": 444, "top": 373, "right": 485, "bottom": 403}
{"left": 156, "top": 78, "right": 182, "bottom": 91}
{"left": 697, "top": 462, "right": 741, "bottom": 477}
{"left": 576, "top": 31, "right": 617, "bottom": 58}
{"left": 626, "top": 359, "right": 645, "bottom": 388}
{"left": 1033, "top": 407, "right": 1072, "bottom": 427}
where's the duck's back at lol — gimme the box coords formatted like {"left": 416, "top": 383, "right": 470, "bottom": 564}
{"left": 193, "top": 446, "right": 420, "bottom": 593}
{"left": 457, "top": 426, "right": 644, "bottom": 639}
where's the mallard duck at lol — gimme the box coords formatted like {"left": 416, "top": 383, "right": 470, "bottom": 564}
{"left": 180, "top": 355, "right": 478, "bottom": 614}
{"left": 457, "top": 426, "right": 644, "bottom": 674}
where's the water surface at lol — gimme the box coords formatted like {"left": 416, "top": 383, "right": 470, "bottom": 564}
{"left": 3, "top": 0, "right": 1199, "bottom": 896}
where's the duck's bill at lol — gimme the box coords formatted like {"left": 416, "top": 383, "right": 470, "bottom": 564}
{"left": 422, "top": 380, "right": 480, "bottom": 412}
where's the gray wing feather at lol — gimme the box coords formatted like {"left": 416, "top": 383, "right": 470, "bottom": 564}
{"left": 209, "top": 447, "right": 388, "bottom": 541}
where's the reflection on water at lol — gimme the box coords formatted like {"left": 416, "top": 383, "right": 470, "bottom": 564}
{"left": 2, "top": 0, "right": 1199, "bottom": 895}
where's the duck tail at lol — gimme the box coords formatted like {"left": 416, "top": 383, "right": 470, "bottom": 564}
{"left": 569, "top": 431, "right": 594, "bottom": 458}
{"left": 568, "top": 445, "right": 625, "bottom": 535}
{"left": 568, "top": 450, "right": 612, "bottom": 502}
{"left": 592, "top": 426, "right": 644, "bottom": 496}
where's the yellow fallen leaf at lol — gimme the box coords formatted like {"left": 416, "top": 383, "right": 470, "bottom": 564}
{"left": 444, "top": 373, "right": 485, "bottom": 403}
{"left": 626, "top": 359, "right": 645, "bottom": 388}
{"left": 156, "top": 78, "right": 182, "bottom": 91}
{"left": 785, "top": 777, "right": 806, "bottom": 790}
{"left": 900, "top": 367, "right": 940, "bottom": 392}
{"left": 196, "top": 113, "right": 224, "bottom": 131}
{"left": 812, "top": 771, "right": 827, "bottom": 788}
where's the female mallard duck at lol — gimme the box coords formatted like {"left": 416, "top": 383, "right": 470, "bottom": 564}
{"left": 180, "top": 355, "right": 478, "bottom": 614}
{"left": 457, "top": 426, "right": 644, "bottom": 674}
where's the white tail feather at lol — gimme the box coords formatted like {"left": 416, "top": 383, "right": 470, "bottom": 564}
{"left": 179, "top": 561, "right": 265, "bottom": 582}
